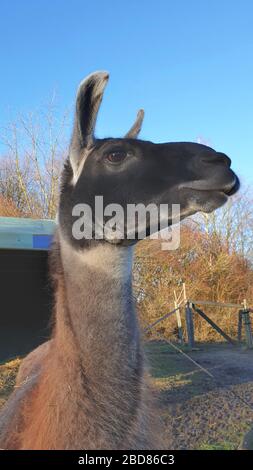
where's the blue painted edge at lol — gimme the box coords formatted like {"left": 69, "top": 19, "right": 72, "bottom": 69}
{"left": 33, "top": 235, "right": 54, "bottom": 250}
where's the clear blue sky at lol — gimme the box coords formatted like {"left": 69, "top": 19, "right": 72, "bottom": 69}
{"left": 0, "top": 0, "right": 252, "bottom": 183}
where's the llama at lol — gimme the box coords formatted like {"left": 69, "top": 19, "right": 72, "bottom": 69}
{"left": 0, "top": 71, "right": 239, "bottom": 450}
{"left": 240, "top": 427, "right": 253, "bottom": 449}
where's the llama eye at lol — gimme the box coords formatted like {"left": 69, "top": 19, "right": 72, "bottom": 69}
{"left": 105, "top": 151, "right": 128, "bottom": 163}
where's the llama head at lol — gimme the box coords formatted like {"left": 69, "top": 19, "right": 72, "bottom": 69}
{"left": 59, "top": 71, "right": 239, "bottom": 247}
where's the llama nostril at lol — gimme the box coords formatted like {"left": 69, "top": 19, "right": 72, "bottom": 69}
{"left": 200, "top": 152, "right": 231, "bottom": 167}
{"left": 217, "top": 152, "right": 231, "bottom": 167}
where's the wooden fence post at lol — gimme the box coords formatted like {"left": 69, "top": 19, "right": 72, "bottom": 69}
{"left": 185, "top": 302, "right": 195, "bottom": 348}
{"left": 238, "top": 310, "right": 243, "bottom": 342}
{"left": 193, "top": 304, "right": 236, "bottom": 345}
{"left": 242, "top": 299, "right": 253, "bottom": 349}
{"left": 176, "top": 308, "right": 184, "bottom": 344}
{"left": 242, "top": 310, "right": 253, "bottom": 349}
{"left": 174, "top": 289, "right": 184, "bottom": 344}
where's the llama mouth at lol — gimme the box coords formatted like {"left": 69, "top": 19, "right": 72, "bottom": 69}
{"left": 179, "top": 175, "right": 240, "bottom": 215}
{"left": 222, "top": 175, "right": 240, "bottom": 196}
{"left": 181, "top": 174, "right": 240, "bottom": 197}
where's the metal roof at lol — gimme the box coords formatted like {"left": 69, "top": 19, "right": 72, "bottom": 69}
{"left": 0, "top": 217, "right": 56, "bottom": 250}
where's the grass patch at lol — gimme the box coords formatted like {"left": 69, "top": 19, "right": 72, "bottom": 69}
{"left": 0, "top": 358, "right": 21, "bottom": 408}
{"left": 198, "top": 441, "right": 235, "bottom": 450}
{"left": 145, "top": 341, "right": 198, "bottom": 378}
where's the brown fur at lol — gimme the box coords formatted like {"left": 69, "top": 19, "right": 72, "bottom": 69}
{"left": 0, "top": 233, "right": 164, "bottom": 449}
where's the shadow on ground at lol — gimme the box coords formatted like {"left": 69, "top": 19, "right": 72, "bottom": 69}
{"left": 145, "top": 341, "right": 253, "bottom": 450}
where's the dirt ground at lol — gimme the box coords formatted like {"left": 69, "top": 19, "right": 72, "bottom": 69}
{"left": 146, "top": 341, "right": 253, "bottom": 449}
{"left": 1, "top": 342, "right": 253, "bottom": 450}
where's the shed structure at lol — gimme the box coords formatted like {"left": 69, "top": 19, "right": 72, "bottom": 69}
{"left": 0, "top": 217, "right": 55, "bottom": 361}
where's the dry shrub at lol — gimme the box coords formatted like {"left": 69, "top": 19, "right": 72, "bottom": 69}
{"left": 134, "top": 224, "right": 253, "bottom": 342}
{"left": 0, "top": 195, "right": 23, "bottom": 217}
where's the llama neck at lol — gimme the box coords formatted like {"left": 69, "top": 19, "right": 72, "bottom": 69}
{"left": 22, "top": 238, "right": 148, "bottom": 450}
{"left": 55, "top": 236, "right": 142, "bottom": 390}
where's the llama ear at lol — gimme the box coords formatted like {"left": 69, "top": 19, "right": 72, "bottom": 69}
{"left": 70, "top": 71, "right": 109, "bottom": 174}
{"left": 125, "top": 109, "right": 144, "bottom": 138}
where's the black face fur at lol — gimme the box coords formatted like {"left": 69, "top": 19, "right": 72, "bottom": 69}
{"left": 59, "top": 72, "right": 239, "bottom": 248}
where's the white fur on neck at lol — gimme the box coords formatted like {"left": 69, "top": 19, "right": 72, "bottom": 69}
{"left": 59, "top": 234, "right": 133, "bottom": 281}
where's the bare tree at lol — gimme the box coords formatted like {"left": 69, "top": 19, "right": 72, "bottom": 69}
{"left": 0, "top": 100, "right": 69, "bottom": 218}
{"left": 193, "top": 187, "right": 253, "bottom": 259}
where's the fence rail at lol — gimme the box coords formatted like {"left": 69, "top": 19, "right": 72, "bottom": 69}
{"left": 144, "top": 282, "right": 253, "bottom": 350}
{"left": 188, "top": 299, "right": 243, "bottom": 309}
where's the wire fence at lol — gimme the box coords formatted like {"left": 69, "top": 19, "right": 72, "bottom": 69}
{"left": 143, "top": 282, "right": 253, "bottom": 349}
